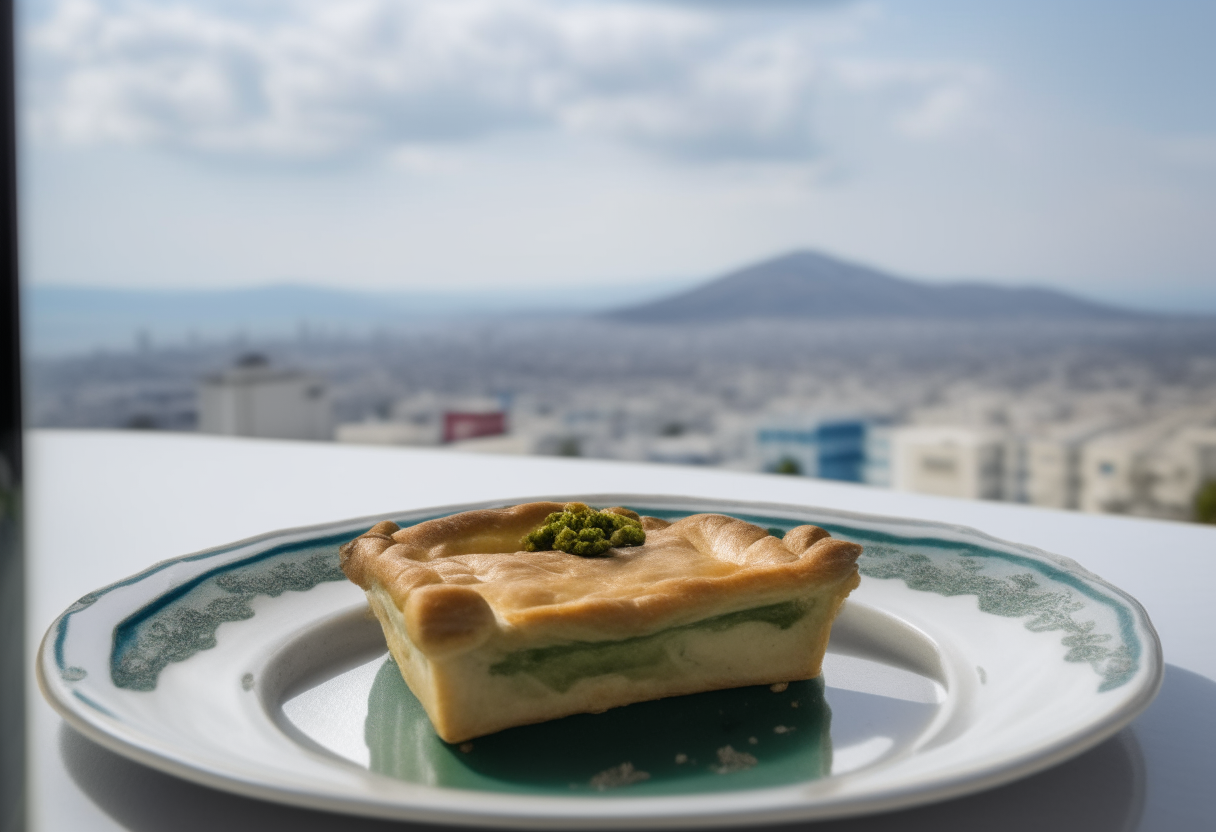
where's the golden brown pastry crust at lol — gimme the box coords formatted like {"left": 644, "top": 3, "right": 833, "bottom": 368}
{"left": 340, "top": 502, "right": 862, "bottom": 742}
{"left": 341, "top": 502, "right": 861, "bottom": 645}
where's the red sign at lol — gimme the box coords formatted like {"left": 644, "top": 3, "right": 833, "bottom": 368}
{"left": 443, "top": 411, "right": 506, "bottom": 443}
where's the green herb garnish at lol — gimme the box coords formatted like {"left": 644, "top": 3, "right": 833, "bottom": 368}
{"left": 521, "top": 502, "right": 646, "bottom": 557}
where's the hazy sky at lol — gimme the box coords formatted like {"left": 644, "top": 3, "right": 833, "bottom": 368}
{"left": 17, "top": 0, "right": 1216, "bottom": 309}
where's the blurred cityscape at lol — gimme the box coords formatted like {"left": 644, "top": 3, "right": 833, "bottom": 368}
{"left": 19, "top": 0, "right": 1216, "bottom": 527}
{"left": 26, "top": 254, "right": 1216, "bottom": 525}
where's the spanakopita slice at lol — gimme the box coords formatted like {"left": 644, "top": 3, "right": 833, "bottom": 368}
{"left": 340, "top": 501, "right": 861, "bottom": 743}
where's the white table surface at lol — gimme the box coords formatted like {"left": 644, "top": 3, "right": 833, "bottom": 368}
{"left": 24, "top": 429, "right": 1216, "bottom": 831}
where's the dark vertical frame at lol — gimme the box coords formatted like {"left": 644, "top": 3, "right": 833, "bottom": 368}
{"left": 0, "top": 0, "right": 22, "bottom": 827}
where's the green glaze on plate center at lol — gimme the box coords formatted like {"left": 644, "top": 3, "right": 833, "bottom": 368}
{"left": 366, "top": 658, "right": 832, "bottom": 795}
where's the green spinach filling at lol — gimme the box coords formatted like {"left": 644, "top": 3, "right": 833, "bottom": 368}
{"left": 489, "top": 599, "right": 810, "bottom": 692}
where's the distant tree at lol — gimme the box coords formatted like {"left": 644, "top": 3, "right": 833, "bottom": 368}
{"left": 772, "top": 457, "right": 801, "bottom": 476}
{"left": 1194, "top": 480, "right": 1216, "bottom": 524}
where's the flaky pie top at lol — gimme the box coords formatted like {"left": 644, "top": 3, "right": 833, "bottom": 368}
{"left": 338, "top": 501, "right": 860, "bottom": 651}
{"left": 340, "top": 502, "right": 862, "bottom": 649}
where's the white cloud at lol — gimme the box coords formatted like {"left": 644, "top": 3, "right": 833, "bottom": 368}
{"left": 24, "top": 0, "right": 988, "bottom": 162}
{"left": 832, "top": 58, "right": 989, "bottom": 140}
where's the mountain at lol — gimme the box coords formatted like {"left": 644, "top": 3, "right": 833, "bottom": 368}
{"left": 25, "top": 252, "right": 1166, "bottom": 356}
{"left": 603, "top": 251, "right": 1149, "bottom": 323}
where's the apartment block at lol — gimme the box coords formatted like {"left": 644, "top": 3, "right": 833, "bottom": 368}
{"left": 198, "top": 355, "right": 331, "bottom": 441}
{"left": 891, "top": 426, "right": 1007, "bottom": 500}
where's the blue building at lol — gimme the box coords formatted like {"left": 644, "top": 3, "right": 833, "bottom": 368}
{"left": 756, "top": 417, "right": 890, "bottom": 484}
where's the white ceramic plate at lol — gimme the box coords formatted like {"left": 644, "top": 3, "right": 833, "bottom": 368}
{"left": 38, "top": 495, "right": 1163, "bottom": 829}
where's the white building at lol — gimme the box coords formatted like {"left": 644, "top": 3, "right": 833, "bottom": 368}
{"left": 1079, "top": 431, "right": 1148, "bottom": 516}
{"left": 1020, "top": 437, "right": 1079, "bottom": 509}
{"left": 1016, "top": 421, "right": 1118, "bottom": 510}
{"left": 1078, "top": 410, "right": 1216, "bottom": 519}
{"left": 198, "top": 355, "right": 332, "bottom": 441}
{"left": 891, "top": 426, "right": 1007, "bottom": 500}
{"left": 1150, "top": 427, "right": 1216, "bottom": 516}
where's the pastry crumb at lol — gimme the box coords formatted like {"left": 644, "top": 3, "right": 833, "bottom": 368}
{"left": 769, "top": 682, "right": 789, "bottom": 693}
{"left": 459, "top": 742, "right": 474, "bottom": 753}
{"left": 590, "top": 762, "right": 650, "bottom": 791}
{"left": 674, "top": 753, "right": 688, "bottom": 764}
{"left": 748, "top": 736, "right": 758, "bottom": 745}
{"left": 790, "top": 700, "right": 800, "bottom": 708}
{"left": 773, "top": 725, "right": 796, "bottom": 734}
{"left": 712, "top": 745, "right": 758, "bottom": 774}
{"left": 240, "top": 673, "right": 254, "bottom": 691}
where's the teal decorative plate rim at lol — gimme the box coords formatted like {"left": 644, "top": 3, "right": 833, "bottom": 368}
{"left": 37, "top": 494, "right": 1164, "bottom": 829}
